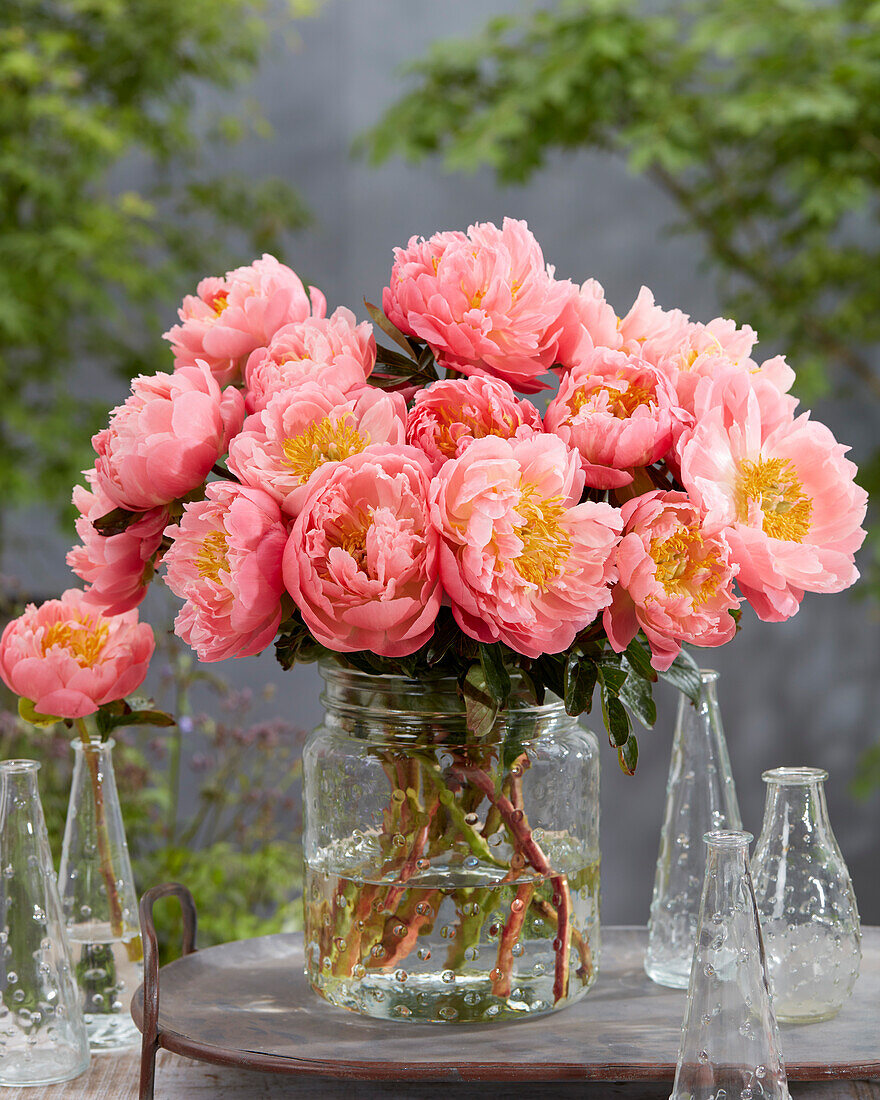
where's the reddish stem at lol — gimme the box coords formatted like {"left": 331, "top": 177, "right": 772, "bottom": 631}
{"left": 491, "top": 881, "right": 535, "bottom": 998}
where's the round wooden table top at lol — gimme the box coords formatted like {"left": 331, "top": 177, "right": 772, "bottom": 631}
{"left": 131, "top": 925, "right": 880, "bottom": 1083}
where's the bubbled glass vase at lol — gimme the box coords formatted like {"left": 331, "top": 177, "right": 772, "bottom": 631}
{"left": 751, "top": 767, "right": 860, "bottom": 1024}
{"left": 303, "top": 660, "right": 601, "bottom": 1023}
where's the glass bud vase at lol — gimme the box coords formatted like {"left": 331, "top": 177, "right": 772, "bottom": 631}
{"left": 645, "top": 670, "right": 741, "bottom": 989}
{"left": 751, "top": 767, "right": 860, "bottom": 1024}
{"left": 303, "top": 661, "right": 601, "bottom": 1023}
{"left": 670, "top": 830, "right": 789, "bottom": 1100}
{"left": 0, "top": 760, "right": 90, "bottom": 1087}
{"left": 58, "top": 735, "right": 143, "bottom": 1050}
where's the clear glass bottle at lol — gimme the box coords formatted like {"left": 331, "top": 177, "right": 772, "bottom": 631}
{"left": 58, "top": 735, "right": 143, "bottom": 1050}
{"left": 0, "top": 760, "right": 90, "bottom": 1087}
{"left": 670, "top": 830, "right": 789, "bottom": 1100}
{"left": 751, "top": 767, "right": 860, "bottom": 1024}
{"left": 303, "top": 660, "right": 601, "bottom": 1023}
{"left": 645, "top": 670, "right": 741, "bottom": 989}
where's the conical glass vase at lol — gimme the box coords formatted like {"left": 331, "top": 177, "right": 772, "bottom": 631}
{"left": 0, "top": 760, "right": 90, "bottom": 1087}
{"left": 646, "top": 670, "right": 742, "bottom": 989}
{"left": 670, "top": 830, "right": 789, "bottom": 1100}
{"left": 751, "top": 767, "right": 860, "bottom": 1024}
{"left": 58, "top": 735, "right": 142, "bottom": 1051}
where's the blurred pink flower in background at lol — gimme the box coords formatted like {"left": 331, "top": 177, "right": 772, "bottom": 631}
{"left": 383, "top": 218, "right": 571, "bottom": 391}
{"left": 406, "top": 375, "right": 543, "bottom": 473}
{"left": 243, "top": 308, "right": 376, "bottom": 413}
{"left": 67, "top": 470, "right": 168, "bottom": 615}
{"left": 603, "top": 490, "right": 740, "bottom": 672}
{"left": 228, "top": 382, "right": 407, "bottom": 517}
{"left": 0, "top": 589, "right": 154, "bottom": 719}
{"left": 162, "top": 481, "right": 288, "bottom": 662}
{"left": 284, "top": 446, "right": 440, "bottom": 656}
{"left": 164, "top": 254, "right": 327, "bottom": 385}
{"left": 545, "top": 347, "right": 684, "bottom": 489}
{"left": 92, "top": 362, "right": 244, "bottom": 512}
{"left": 430, "top": 433, "right": 622, "bottom": 657}
{"left": 679, "top": 371, "right": 868, "bottom": 622}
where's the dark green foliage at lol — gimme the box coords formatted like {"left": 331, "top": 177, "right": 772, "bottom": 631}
{"left": 363, "top": 0, "right": 880, "bottom": 590}
{"left": 0, "top": 0, "right": 314, "bottom": 525}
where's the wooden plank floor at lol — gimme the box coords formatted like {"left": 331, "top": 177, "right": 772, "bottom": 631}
{"left": 4, "top": 1051, "right": 880, "bottom": 1099}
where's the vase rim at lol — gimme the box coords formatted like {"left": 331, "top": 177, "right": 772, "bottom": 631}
{"left": 704, "top": 828, "right": 753, "bottom": 849}
{"left": 697, "top": 668, "right": 720, "bottom": 682}
{"left": 72, "top": 736, "right": 116, "bottom": 752}
{"left": 0, "top": 759, "right": 40, "bottom": 774}
{"left": 762, "top": 766, "right": 828, "bottom": 786}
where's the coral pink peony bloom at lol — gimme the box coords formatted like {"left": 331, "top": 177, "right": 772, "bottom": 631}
{"left": 92, "top": 362, "right": 245, "bottom": 512}
{"left": 406, "top": 375, "right": 543, "bottom": 473}
{"left": 603, "top": 491, "right": 740, "bottom": 672}
{"left": 0, "top": 589, "right": 154, "bottom": 719}
{"left": 162, "top": 481, "right": 288, "bottom": 662}
{"left": 617, "top": 287, "right": 691, "bottom": 359}
{"left": 430, "top": 434, "right": 622, "bottom": 657}
{"left": 228, "top": 382, "right": 407, "bottom": 517}
{"left": 164, "top": 254, "right": 327, "bottom": 386}
{"left": 544, "top": 347, "right": 684, "bottom": 489}
{"left": 678, "top": 371, "right": 868, "bottom": 621}
{"left": 67, "top": 470, "right": 168, "bottom": 615}
{"left": 553, "top": 278, "right": 624, "bottom": 369}
{"left": 382, "top": 218, "right": 572, "bottom": 392}
{"left": 243, "top": 308, "right": 376, "bottom": 413}
{"left": 284, "top": 446, "right": 440, "bottom": 657}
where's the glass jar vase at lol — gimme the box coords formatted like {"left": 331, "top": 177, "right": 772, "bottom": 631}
{"left": 302, "top": 661, "right": 601, "bottom": 1023}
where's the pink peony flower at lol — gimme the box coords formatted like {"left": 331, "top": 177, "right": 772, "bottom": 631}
{"left": 406, "top": 375, "right": 543, "bottom": 473}
{"left": 228, "top": 382, "right": 407, "bottom": 518}
{"left": 164, "top": 254, "right": 327, "bottom": 386}
{"left": 92, "top": 362, "right": 245, "bottom": 512}
{"left": 382, "top": 218, "right": 572, "bottom": 392}
{"left": 647, "top": 316, "right": 794, "bottom": 414}
{"left": 617, "top": 287, "right": 691, "bottom": 358}
{"left": 162, "top": 481, "right": 288, "bottom": 662}
{"left": 553, "top": 278, "right": 623, "bottom": 369}
{"left": 602, "top": 491, "right": 740, "bottom": 672}
{"left": 429, "top": 434, "right": 622, "bottom": 658}
{"left": 0, "top": 589, "right": 154, "bottom": 719}
{"left": 678, "top": 371, "right": 868, "bottom": 621}
{"left": 283, "top": 446, "right": 440, "bottom": 656}
{"left": 544, "top": 346, "right": 685, "bottom": 489}
{"left": 67, "top": 470, "right": 168, "bottom": 615}
{"left": 243, "top": 308, "right": 376, "bottom": 413}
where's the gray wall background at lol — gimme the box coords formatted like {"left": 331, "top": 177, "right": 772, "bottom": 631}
{"left": 5, "top": 0, "right": 879, "bottom": 925}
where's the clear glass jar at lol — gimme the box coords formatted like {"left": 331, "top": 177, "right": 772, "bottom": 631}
{"left": 751, "top": 767, "right": 860, "bottom": 1024}
{"left": 302, "top": 660, "right": 600, "bottom": 1023}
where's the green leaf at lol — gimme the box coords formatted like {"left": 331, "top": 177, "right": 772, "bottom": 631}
{"left": 617, "top": 732, "right": 639, "bottom": 776}
{"left": 460, "top": 662, "right": 498, "bottom": 737}
{"left": 18, "top": 697, "right": 61, "bottom": 728}
{"left": 363, "top": 300, "right": 419, "bottom": 357}
{"left": 619, "top": 658, "right": 657, "bottom": 728}
{"left": 659, "top": 648, "right": 703, "bottom": 705}
{"left": 563, "top": 651, "right": 598, "bottom": 716}
{"left": 624, "top": 636, "right": 657, "bottom": 683}
{"left": 600, "top": 688, "right": 631, "bottom": 748}
{"left": 478, "top": 643, "right": 511, "bottom": 709}
{"left": 92, "top": 506, "right": 141, "bottom": 537}
{"left": 374, "top": 343, "right": 420, "bottom": 371}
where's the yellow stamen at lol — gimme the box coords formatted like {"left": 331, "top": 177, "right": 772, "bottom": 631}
{"left": 512, "top": 484, "right": 571, "bottom": 590}
{"left": 42, "top": 617, "right": 110, "bottom": 668}
{"left": 196, "top": 531, "right": 229, "bottom": 582}
{"left": 281, "top": 416, "right": 370, "bottom": 484}
{"left": 210, "top": 290, "right": 229, "bottom": 317}
{"left": 735, "top": 457, "right": 812, "bottom": 542}
{"left": 571, "top": 381, "right": 655, "bottom": 420}
{"left": 651, "top": 527, "right": 721, "bottom": 605}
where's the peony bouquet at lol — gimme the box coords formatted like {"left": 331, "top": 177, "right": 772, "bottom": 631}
{"left": 7, "top": 217, "right": 864, "bottom": 1015}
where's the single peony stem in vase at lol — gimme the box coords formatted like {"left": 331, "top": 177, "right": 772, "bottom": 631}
{"left": 74, "top": 719, "right": 126, "bottom": 942}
